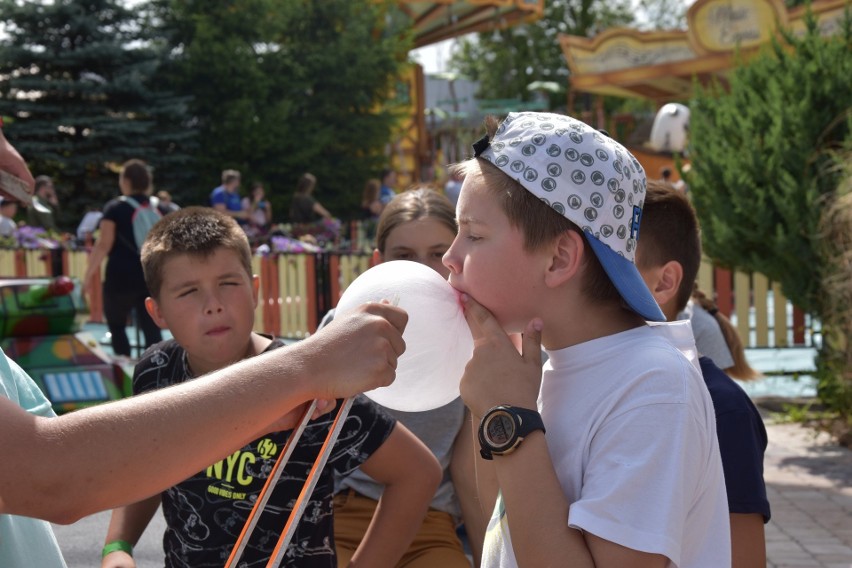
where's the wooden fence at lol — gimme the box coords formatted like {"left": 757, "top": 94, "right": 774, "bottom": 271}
{"left": 0, "top": 248, "right": 816, "bottom": 348}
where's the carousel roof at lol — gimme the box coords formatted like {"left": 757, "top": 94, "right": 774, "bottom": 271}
{"left": 400, "top": 0, "right": 544, "bottom": 48}
{"left": 558, "top": 0, "right": 847, "bottom": 102}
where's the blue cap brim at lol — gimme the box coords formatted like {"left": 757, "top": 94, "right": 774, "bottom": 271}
{"left": 586, "top": 233, "right": 666, "bottom": 322}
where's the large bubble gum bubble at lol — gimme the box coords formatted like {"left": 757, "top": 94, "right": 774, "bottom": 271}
{"left": 335, "top": 260, "right": 474, "bottom": 412}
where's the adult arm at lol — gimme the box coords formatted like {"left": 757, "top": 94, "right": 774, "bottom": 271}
{"left": 312, "top": 200, "right": 333, "bottom": 220}
{"left": 459, "top": 296, "right": 667, "bottom": 568}
{"left": 346, "top": 423, "right": 442, "bottom": 568}
{"left": 367, "top": 200, "right": 383, "bottom": 216}
{"left": 82, "top": 218, "right": 115, "bottom": 298}
{"left": 101, "top": 496, "right": 161, "bottom": 568}
{"left": 0, "top": 126, "right": 35, "bottom": 190}
{"left": 213, "top": 201, "right": 249, "bottom": 220}
{"left": 0, "top": 302, "right": 407, "bottom": 524}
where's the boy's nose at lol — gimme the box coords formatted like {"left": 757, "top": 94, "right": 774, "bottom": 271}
{"left": 442, "top": 246, "right": 460, "bottom": 275}
{"left": 204, "top": 293, "right": 225, "bottom": 314}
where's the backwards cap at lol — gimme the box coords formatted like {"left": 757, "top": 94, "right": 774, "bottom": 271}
{"left": 475, "top": 111, "right": 665, "bottom": 322}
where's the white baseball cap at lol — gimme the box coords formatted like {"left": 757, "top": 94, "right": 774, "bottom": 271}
{"left": 474, "top": 111, "right": 665, "bottom": 322}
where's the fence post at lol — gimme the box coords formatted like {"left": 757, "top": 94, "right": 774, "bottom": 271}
{"left": 772, "top": 282, "right": 788, "bottom": 347}
{"left": 714, "top": 266, "right": 733, "bottom": 316}
{"left": 734, "top": 271, "right": 750, "bottom": 344}
{"left": 305, "top": 254, "right": 317, "bottom": 334}
{"left": 752, "top": 273, "right": 769, "bottom": 347}
{"left": 792, "top": 307, "right": 806, "bottom": 346}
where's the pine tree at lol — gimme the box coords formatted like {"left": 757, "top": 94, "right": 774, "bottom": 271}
{"left": 688, "top": 10, "right": 852, "bottom": 315}
{"left": 0, "top": 0, "right": 195, "bottom": 229}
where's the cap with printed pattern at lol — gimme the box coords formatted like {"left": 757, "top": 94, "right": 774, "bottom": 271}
{"left": 475, "top": 111, "right": 665, "bottom": 321}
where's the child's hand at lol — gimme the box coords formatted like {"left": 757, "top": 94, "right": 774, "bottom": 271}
{"left": 459, "top": 295, "right": 543, "bottom": 417}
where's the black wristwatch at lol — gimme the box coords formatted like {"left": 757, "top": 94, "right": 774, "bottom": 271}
{"left": 478, "top": 405, "right": 545, "bottom": 460}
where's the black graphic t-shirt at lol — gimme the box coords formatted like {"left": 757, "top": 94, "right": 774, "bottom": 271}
{"left": 133, "top": 339, "right": 396, "bottom": 568}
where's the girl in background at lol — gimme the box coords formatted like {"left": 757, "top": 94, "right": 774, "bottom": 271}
{"left": 243, "top": 182, "right": 272, "bottom": 237}
{"left": 360, "top": 178, "right": 383, "bottom": 221}
{"left": 289, "top": 172, "right": 332, "bottom": 223}
{"left": 332, "top": 188, "right": 484, "bottom": 568}
{"left": 683, "top": 285, "right": 761, "bottom": 380}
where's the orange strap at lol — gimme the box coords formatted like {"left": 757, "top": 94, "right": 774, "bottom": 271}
{"left": 225, "top": 398, "right": 354, "bottom": 567}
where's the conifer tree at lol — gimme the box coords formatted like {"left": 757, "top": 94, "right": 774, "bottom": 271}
{"left": 689, "top": 11, "right": 852, "bottom": 315}
{"left": 0, "top": 0, "right": 194, "bottom": 228}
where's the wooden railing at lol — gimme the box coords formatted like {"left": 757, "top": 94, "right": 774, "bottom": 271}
{"left": 0, "top": 249, "right": 817, "bottom": 347}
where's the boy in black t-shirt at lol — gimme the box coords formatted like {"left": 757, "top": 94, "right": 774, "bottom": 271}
{"left": 101, "top": 207, "right": 441, "bottom": 568}
{"left": 635, "top": 181, "right": 770, "bottom": 568}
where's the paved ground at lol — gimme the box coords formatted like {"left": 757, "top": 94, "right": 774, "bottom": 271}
{"left": 762, "top": 418, "right": 852, "bottom": 568}
{"left": 53, "top": 416, "right": 852, "bottom": 567}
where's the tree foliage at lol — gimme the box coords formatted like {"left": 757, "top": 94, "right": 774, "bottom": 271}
{"left": 688, "top": 11, "right": 852, "bottom": 315}
{"left": 154, "top": 0, "right": 411, "bottom": 215}
{"left": 448, "top": 0, "right": 633, "bottom": 108}
{"left": 816, "top": 147, "right": 852, "bottom": 418}
{"left": 0, "top": 0, "right": 195, "bottom": 229}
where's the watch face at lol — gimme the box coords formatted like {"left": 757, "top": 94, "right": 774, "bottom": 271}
{"left": 485, "top": 411, "right": 516, "bottom": 449}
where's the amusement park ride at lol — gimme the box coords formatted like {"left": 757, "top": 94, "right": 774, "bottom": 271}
{"left": 0, "top": 276, "right": 128, "bottom": 414}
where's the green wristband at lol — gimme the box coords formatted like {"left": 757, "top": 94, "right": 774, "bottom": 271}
{"left": 102, "top": 540, "right": 133, "bottom": 558}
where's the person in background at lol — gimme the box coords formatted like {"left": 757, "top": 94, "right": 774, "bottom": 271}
{"left": 83, "top": 159, "right": 162, "bottom": 358}
{"left": 360, "top": 178, "right": 383, "bottom": 221}
{"left": 443, "top": 170, "right": 464, "bottom": 208}
{"left": 156, "top": 190, "right": 180, "bottom": 215}
{"left": 333, "top": 188, "right": 481, "bottom": 568}
{"left": 636, "top": 180, "right": 770, "bottom": 567}
{"left": 76, "top": 208, "right": 104, "bottom": 245}
{"left": 289, "top": 172, "right": 332, "bottom": 223}
{"left": 0, "top": 197, "right": 18, "bottom": 237}
{"left": 242, "top": 182, "right": 272, "bottom": 237}
{"left": 210, "top": 169, "right": 248, "bottom": 225}
{"left": 27, "top": 175, "right": 59, "bottom": 232}
{"left": 379, "top": 168, "right": 397, "bottom": 205}
{"left": 673, "top": 163, "right": 690, "bottom": 194}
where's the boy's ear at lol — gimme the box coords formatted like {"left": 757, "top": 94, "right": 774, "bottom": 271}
{"left": 543, "top": 230, "right": 584, "bottom": 288}
{"left": 144, "top": 297, "right": 169, "bottom": 329}
{"left": 371, "top": 249, "right": 382, "bottom": 265}
{"left": 646, "top": 260, "right": 683, "bottom": 310}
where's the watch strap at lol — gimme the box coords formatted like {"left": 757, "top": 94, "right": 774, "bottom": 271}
{"left": 478, "top": 405, "right": 545, "bottom": 460}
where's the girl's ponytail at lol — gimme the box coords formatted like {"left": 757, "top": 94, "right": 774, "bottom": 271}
{"left": 693, "top": 286, "right": 761, "bottom": 380}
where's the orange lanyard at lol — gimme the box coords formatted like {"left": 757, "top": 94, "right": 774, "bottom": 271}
{"left": 224, "top": 397, "right": 355, "bottom": 568}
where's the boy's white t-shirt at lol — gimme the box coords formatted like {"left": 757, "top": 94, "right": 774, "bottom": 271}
{"left": 481, "top": 324, "right": 730, "bottom": 568}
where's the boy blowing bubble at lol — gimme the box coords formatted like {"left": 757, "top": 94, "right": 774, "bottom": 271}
{"left": 443, "top": 112, "right": 730, "bottom": 567}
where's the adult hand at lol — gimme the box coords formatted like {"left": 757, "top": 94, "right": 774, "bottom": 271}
{"left": 459, "top": 295, "right": 543, "bottom": 417}
{"left": 82, "top": 270, "right": 97, "bottom": 303}
{"left": 0, "top": 126, "right": 36, "bottom": 194}
{"left": 303, "top": 301, "right": 407, "bottom": 400}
